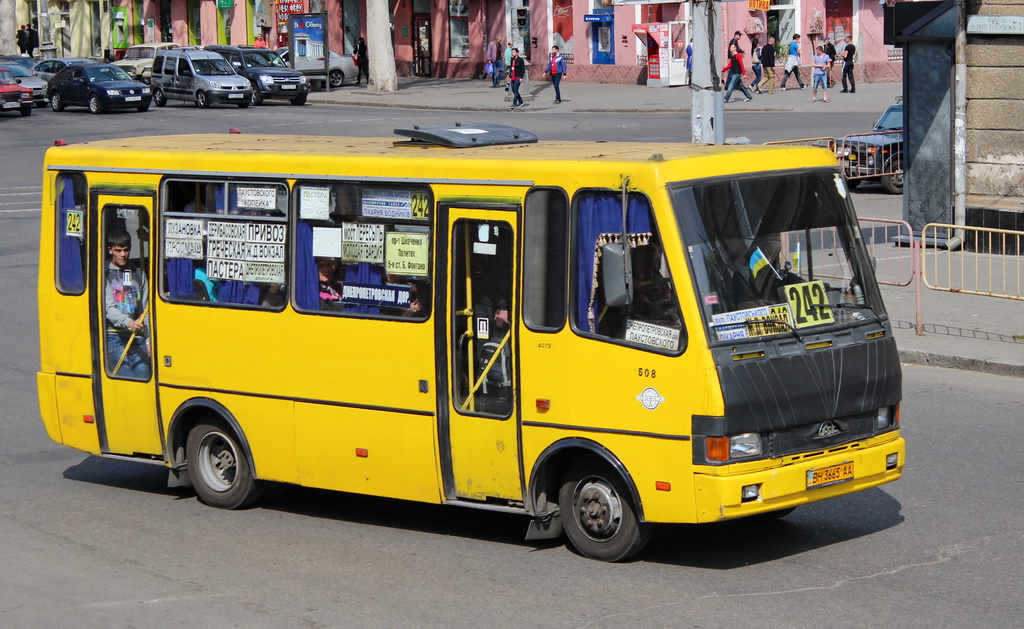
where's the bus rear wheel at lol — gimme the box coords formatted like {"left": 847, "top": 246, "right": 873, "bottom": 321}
{"left": 558, "top": 456, "right": 650, "bottom": 562}
{"left": 186, "top": 419, "right": 263, "bottom": 509}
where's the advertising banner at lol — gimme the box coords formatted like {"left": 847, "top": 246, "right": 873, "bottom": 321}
{"left": 289, "top": 13, "right": 329, "bottom": 86}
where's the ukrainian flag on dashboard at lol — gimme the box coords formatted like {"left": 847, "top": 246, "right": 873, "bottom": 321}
{"left": 749, "top": 248, "right": 770, "bottom": 276}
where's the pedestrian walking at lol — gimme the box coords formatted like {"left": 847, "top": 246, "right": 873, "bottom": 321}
{"left": 811, "top": 45, "right": 830, "bottom": 103}
{"left": 685, "top": 40, "right": 693, "bottom": 85}
{"left": 823, "top": 37, "right": 837, "bottom": 88}
{"left": 26, "top": 25, "right": 39, "bottom": 58}
{"left": 545, "top": 45, "right": 566, "bottom": 104}
{"left": 779, "top": 34, "right": 805, "bottom": 90}
{"left": 356, "top": 37, "right": 369, "bottom": 85}
{"left": 840, "top": 35, "right": 856, "bottom": 93}
{"left": 16, "top": 25, "right": 27, "bottom": 56}
{"left": 759, "top": 36, "right": 776, "bottom": 94}
{"left": 508, "top": 47, "right": 525, "bottom": 109}
{"left": 750, "top": 37, "right": 763, "bottom": 94}
{"left": 487, "top": 37, "right": 504, "bottom": 87}
{"left": 721, "top": 41, "right": 753, "bottom": 103}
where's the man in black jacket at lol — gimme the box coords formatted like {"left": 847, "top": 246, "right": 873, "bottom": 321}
{"left": 26, "top": 25, "right": 39, "bottom": 58}
{"left": 840, "top": 35, "right": 856, "bottom": 93}
{"left": 759, "top": 36, "right": 776, "bottom": 94}
{"left": 823, "top": 38, "right": 837, "bottom": 88}
{"left": 16, "top": 26, "right": 27, "bottom": 56}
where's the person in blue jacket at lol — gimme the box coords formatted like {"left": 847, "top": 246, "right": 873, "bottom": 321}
{"left": 545, "top": 46, "right": 567, "bottom": 104}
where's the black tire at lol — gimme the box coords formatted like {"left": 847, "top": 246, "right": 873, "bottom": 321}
{"left": 88, "top": 93, "right": 103, "bottom": 114}
{"left": 881, "top": 171, "right": 904, "bottom": 195}
{"left": 329, "top": 69, "right": 344, "bottom": 88}
{"left": 186, "top": 419, "right": 263, "bottom": 509}
{"left": 845, "top": 177, "right": 861, "bottom": 190}
{"left": 50, "top": 91, "right": 64, "bottom": 112}
{"left": 250, "top": 82, "right": 264, "bottom": 105}
{"left": 290, "top": 94, "right": 307, "bottom": 106}
{"left": 20, "top": 106, "right": 31, "bottom": 117}
{"left": 153, "top": 87, "right": 166, "bottom": 107}
{"left": 35, "top": 101, "right": 47, "bottom": 108}
{"left": 195, "top": 90, "right": 210, "bottom": 108}
{"left": 237, "top": 102, "right": 249, "bottom": 109}
{"left": 558, "top": 456, "right": 651, "bottom": 562}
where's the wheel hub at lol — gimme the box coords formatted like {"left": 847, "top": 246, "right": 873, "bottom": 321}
{"left": 575, "top": 480, "right": 622, "bottom": 541}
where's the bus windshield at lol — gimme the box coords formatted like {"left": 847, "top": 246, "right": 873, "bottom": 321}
{"left": 671, "top": 171, "right": 884, "bottom": 343}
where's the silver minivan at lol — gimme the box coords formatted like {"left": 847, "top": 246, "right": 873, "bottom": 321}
{"left": 151, "top": 48, "right": 252, "bottom": 108}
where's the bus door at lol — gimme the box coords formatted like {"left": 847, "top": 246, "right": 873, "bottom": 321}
{"left": 91, "top": 192, "right": 163, "bottom": 457}
{"left": 441, "top": 207, "right": 522, "bottom": 501}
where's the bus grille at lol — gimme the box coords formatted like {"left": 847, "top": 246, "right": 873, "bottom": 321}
{"left": 768, "top": 411, "right": 876, "bottom": 457}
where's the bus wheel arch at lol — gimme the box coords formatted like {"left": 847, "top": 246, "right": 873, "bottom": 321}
{"left": 527, "top": 439, "right": 649, "bottom": 560}
{"left": 167, "top": 399, "right": 262, "bottom": 509}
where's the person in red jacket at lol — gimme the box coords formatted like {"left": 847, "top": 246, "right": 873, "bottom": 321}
{"left": 722, "top": 41, "right": 753, "bottom": 103}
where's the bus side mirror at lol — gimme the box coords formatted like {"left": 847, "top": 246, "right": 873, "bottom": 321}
{"left": 601, "top": 242, "right": 631, "bottom": 308}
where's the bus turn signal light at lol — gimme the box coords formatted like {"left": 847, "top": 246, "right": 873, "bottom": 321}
{"left": 355, "top": 448, "right": 368, "bottom": 458}
{"left": 706, "top": 436, "right": 729, "bottom": 461}
{"left": 655, "top": 481, "right": 671, "bottom": 491}
{"left": 83, "top": 415, "right": 94, "bottom": 424}
{"left": 535, "top": 398, "right": 551, "bottom": 410}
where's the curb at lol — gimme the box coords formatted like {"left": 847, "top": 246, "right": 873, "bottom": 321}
{"left": 898, "top": 349, "right": 1024, "bottom": 379}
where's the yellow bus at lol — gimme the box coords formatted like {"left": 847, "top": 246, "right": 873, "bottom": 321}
{"left": 37, "top": 124, "right": 904, "bottom": 561}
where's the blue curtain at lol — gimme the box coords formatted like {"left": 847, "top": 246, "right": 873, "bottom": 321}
{"left": 574, "top": 194, "right": 652, "bottom": 331}
{"left": 219, "top": 280, "right": 260, "bottom": 305}
{"left": 57, "top": 181, "right": 85, "bottom": 293}
{"left": 167, "top": 258, "right": 195, "bottom": 298}
{"left": 343, "top": 262, "right": 383, "bottom": 314}
{"left": 295, "top": 221, "right": 319, "bottom": 310}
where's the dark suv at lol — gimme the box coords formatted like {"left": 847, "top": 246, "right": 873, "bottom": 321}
{"left": 841, "top": 101, "right": 904, "bottom": 194}
{"left": 205, "top": 45, "right": 310, "bottom": 106}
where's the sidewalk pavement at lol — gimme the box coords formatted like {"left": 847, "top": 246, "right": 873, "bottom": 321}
{"left": 309, "top": 77, "right": 1023, "bottom": 379}
{"left": 309, "top": 75, "right": 901, "bottom": 115}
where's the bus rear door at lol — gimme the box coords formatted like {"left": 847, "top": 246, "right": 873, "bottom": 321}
{"left": 441, "top": 206, "right": 522, "bottom": 502}
{"left": 92, "top": 192, "right": 163, "bottom": 457}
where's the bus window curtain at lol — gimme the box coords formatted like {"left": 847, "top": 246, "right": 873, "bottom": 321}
{"left": 58, "top": 181, "right": 85, "bottom": 293}
{"left": 574, "top": 194, "right": 652, "bottom": 331}
{"left": 167, "top": 258, "right": 195, "bottom": 298}
{"left": 212, "top": 186, "right": 258, "bottom": 305}
{"left": 343, "top": 262, "right": 383, "bottom": 314}
{"left": 295, "top": 221, "right": 319, "bottom": 310}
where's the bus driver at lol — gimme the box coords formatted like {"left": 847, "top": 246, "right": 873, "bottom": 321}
{"left": 105, "top": 229, "right": 151, "bottom": 378}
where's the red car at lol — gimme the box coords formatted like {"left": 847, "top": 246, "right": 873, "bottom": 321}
{"left": 0, "top": 67, "right": 33, "bottom": 116}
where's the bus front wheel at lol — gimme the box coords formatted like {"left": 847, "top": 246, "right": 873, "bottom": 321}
{"left": 186, "top": 419, "right": 263, "bottom": 509}
{"left": 558, "top": 456, "right": 650, "bottom": 562}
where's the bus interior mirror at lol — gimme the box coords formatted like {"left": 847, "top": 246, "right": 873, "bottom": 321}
{"left": 601, "top": 242, "right": 631, "bottom": 307}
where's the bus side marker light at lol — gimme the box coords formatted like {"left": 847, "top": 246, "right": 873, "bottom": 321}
{"left": 706, "top": 437, "right": 729, "bottom": 461}
{"left": 655, "top": 481, "right": 671, "bottom": 491}
{"left": 83, "top": 415, "right": 94, "bottom": 424}
{"left": 535, "top": 398, "right": 551, "bottom": 410}
{"left": 355, "top": 448, "right": 368, "bottom": 458}
{"left": 741, "top": 484, "right": 760, "bottom": 502}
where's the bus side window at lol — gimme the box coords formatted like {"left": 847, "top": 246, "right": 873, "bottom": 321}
{"left": 573, "top": 191, "right": 685, "bottom": 353}
{"left": 523, "top": 187, "right": 569, "bottom": 331}
{"left": 56, "top": 172, "right": 88, "bottom": 295}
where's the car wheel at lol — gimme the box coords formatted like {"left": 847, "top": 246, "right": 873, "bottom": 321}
{"left": 290, "top": 94, "right": 307, "bottom": 106}
{"left": 558, "top": 456, "right": 651, "bottom": 562}
{"left": 329, "top": 69, "right": 344, "bottom": 88}
{"left": 88, "top": 93, "right": 103, "bottom": 114}
{"left": 20, "top": 106, "right": 31, "bottom": 117}
{"left": 250, "top": 82, "right": 264, "bottom": 105}
{"left": 50, "top": 91, "right": 64, "bottom": 112}
{"left": 35, "top": 101, "right": 47, "bottom": 109}
{"left": 195, "top": 90, "right": 210, "bottom": 108}
{"left": 881, "top": 171, "right": 904, "bottom": 195}
{"left": 153, "top": 88, "right": 166, "bottom": 107}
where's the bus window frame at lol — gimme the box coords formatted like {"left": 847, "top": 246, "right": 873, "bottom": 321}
{"left": 522, "top": 186, "right": 570, "bottom": 334}
{"left": 158, "top": 176, "right": 290, "bottom": 312}
{"left": 568, "top": 187, "right": 687, "bottom": 357}
{"left": 55, "top": 172, "right": 89, "bottom": 296}
{"left": 290, "top": 180, "right": 434, "bottom": 323}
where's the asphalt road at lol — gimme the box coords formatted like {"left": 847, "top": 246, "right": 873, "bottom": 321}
{"left": 2, "top": 103, "right": 1021, "bottom": 627}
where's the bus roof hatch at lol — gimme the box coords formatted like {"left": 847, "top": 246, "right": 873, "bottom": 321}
{"left": 393, "top": 122, "right": 538, "bottom": 148}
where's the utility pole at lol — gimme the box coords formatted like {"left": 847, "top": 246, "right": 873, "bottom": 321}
{"left": 690, "top": 0, "right": 724, "bottom": 144}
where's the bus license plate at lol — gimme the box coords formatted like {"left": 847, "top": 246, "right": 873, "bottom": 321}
{"left": 125, "top": 96, "right": 142, "bottom": 102}
{"left": 806, "top": 461, "right": 854, "bottom": 489}
{"left": 282, "top": 84, "right": 296, "bottom": 90}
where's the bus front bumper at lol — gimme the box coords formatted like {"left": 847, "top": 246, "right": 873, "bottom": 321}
{"left": 693, "top": 434, "right": 905, "bottom": 522}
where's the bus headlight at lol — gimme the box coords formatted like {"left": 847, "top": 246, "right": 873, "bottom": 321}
{"left": 877, "top": 406, "right": 893, "bottom": 430}
{"left": 730, "top": 433, "right": 762, "bottom": 458}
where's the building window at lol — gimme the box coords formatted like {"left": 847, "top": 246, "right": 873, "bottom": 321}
{"left": 449, "top": 0, "right": 469, "bottom": 58}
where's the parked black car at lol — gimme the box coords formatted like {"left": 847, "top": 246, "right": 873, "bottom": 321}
{"left": 841, "top": 101, "right": 904, "bottom": 194}
{"left": 205, "top": 45, "right": 310, "bottom": 105}
{"left": 47, "top": 64, "right": 152, "bottom": 114}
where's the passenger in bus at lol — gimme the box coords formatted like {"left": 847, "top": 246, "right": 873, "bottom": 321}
{"left": 105, "top": 230, "right": 151, "bottom": 379}
{"left": 261, "top": 283, "right": 286, "bottom": 308}
{"left": 317, "top": 257, "right": 343, "bottom": 309}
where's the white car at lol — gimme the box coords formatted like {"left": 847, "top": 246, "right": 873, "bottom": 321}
{"left": 277, "top": 48, "right": 358, "bottom": 88}
{"left": 112, "top": 43, "right": 180, "bottom": 83}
